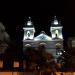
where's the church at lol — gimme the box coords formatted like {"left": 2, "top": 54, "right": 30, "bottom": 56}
{"left": 23, "top": 16, "right": 64, "bottom": 61}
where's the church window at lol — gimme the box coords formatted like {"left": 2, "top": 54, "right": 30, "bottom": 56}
{"left": 25, "top": 44, "right": 31, "bottom": 47}
{"left": 55, "top": 30, "right": 59, "bottom": 37}
{"left": 27, "top": 31, "right": 30, "bottom": 37}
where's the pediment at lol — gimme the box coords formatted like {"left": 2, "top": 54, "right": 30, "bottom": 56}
{"left": 34, "top": 31, "right": 52, "bottom": 41}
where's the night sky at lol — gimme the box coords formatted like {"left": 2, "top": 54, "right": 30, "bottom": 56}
{"left": 0, "top": 0, "right": 75, "bottom": 43}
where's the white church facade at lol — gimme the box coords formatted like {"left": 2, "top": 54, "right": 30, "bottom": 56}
{"left": 23, "top": 16, "right": 64, "bottom": 61}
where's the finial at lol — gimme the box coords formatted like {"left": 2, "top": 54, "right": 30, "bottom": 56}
{"left": 28, "top": 16, "right": 31, "bottom": 21}
{"left": 27, "top": 17, "right": 32, "bottom": 26}
{"left": 54, "top": 15, "right": 57, "bottom": 20}
{"left": 53, "top": 16, "right": 58, "bottom": 25}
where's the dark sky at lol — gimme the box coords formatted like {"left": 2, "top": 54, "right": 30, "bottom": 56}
{"left": 0, "top": 0, "right": 75, "bottom": 42}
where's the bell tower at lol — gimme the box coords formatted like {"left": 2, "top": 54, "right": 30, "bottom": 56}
{"left": 50, "top": 16, "right": 63, "bottom": 39}
{"left": 23, "top": 17, "right": 35, "bottom": 40}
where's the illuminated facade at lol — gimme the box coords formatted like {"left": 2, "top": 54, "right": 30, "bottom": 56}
{"left": 50, "top": 16, "right": 63, "bottom": 39}
{"left": 23, "top": 16, "right": 63, "bottom": 61}
{"left": 23, "top": 17, "right": 35, "bottom": 40}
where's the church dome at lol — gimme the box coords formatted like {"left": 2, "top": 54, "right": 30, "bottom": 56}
{"left": 24, "top": 17, "right": 34, "bottom": 28}
{"left": 51, "top": 16, "right": 61, "bottom": 27}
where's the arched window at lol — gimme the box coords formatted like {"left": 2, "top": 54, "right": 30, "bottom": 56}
{"left": 55, "top": 30, "right": 59, "bottom": 37}
{"left": 25, "top": 44, "right": 31, "bottom": 47}
{"left": 27, "top": 31, "right": 30, "bottom": 38}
